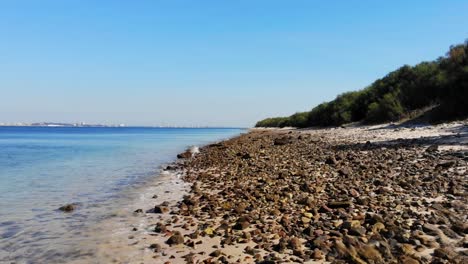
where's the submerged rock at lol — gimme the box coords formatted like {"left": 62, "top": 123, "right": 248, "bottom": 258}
{"left": 58, "top": 204, "right": 76, "bottom": 212}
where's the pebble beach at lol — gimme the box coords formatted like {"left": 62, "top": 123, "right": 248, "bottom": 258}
{"left": 101, "top": 121, "right": 467, "bottom": 264}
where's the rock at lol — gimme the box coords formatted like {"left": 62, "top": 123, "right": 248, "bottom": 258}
{"left": 154, "top": 222, "right": 167, "bottom": 233}
{"left": 241, "top": 153, "right": 252, "bottom": 159}
{"left": 233, "top": 217, "right": 250, "bottom": 230}
{"left": 274, "top": 238, "right": 288, "bottom": 253}
{"left": 166, "top": 231, "right": 184, "bottom": 245}
{"left": 325, "top": 156, "right": 337, "bottom": 165}
{"left": 313, "top": 249, "right": 324, "bottom": 260}
{"left": 422, "top": 223, "right": 440, "bottom": 236}
{"left": 303, "top": 212, "right": 313, "bottom": 218}
{"left": 327, "top": 201, "right": 351, "bottom": 209}
{"left": 399, "top": 255, "right": 420, "bottom": 264}
{"left": 350, "top": 189, "right": 360, "bottom": 197}
{"left": 149, "top": 243, "right": 162, "bottom": 253}
{"left": 203, "top": 227, "right": 214, "bottom": 236}
{"left": 436, "top": 160, "right": 456, "bottom": 168}
{"left": 433, "top": 247, "right": 459, "bottom": 262}
{"left": 189, "top": 230, "right": 199, "bottom": 239}
{"left": 154, "top": 205, "right": 169, "bottom": 214}
{"left": 273, "top": 137, "right": 290, "bottom": 146}
{"left": 183, "top": 253, "right": 196, "bottom": 264}
{"left": 58, "top": 204, "right": 76, "bottom": 212}
{"left": 244, "top": 246, "right": 255, "bottom": 255}
{"left": 289, "top": 237, "right": 302, "bottom": 250}
{"left": 358, "top": 244, "right": 382, "bottom": 262}
{"left": 426, "top": 144, "right": 439, "bottom": 152}
{"left": 338, "top": 167, "right": 351, "bottom": 176}
{"left": 234, "top": 204, "right": 247, "bottom": 214}
{"left": 177, "top": 150, "right": 192, "bottom": 159}
{"left": 349, "top": 226, "right": 366, "bottom": 236}
{"left": 210, "top": 250, "right": 222, "bottom": 257}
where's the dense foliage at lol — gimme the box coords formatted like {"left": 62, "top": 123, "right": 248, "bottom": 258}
{"left": 256, "top": 40, "right": 468, "bottom": 128}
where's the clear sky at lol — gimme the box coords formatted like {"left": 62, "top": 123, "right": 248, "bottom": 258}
{"left": 1, "top": 1, "right": 467, "bottom": 127}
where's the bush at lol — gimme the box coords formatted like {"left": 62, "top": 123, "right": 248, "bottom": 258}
{"left": 365, "top": 93, "right": 404, "bottom": 123}
{"left": 255, "top": 117, "right": 289, "bottom": 128}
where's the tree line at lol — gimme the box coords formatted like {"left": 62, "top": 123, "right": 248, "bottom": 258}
{"left": 256, "top": 40, "right": 468, "bottom": 128}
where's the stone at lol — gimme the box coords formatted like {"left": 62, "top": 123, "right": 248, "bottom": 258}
{"left": 313, "top": 249, "right": 324, "bottom": 260}
{"left": 166, "top": 231, "right": 184, "bottom": 245}
{"left": 325, "top": 156, "right": 337, "bottom": 165}
{"left": 58, "top": 204, "right": 76, "bottom": 212}
{"left": 154, "top": 222, "right": 167, "bottom": 233}
{"left": 433, "top": 247, "right": 459, "bottom": 262}
{"left": 328, "top": 201, "right": 351, "bottom": 209}
{"left": 177, "top": 150, "right": 192, "bottom": 159}
{"left": 289, "top": 237, "right": 302, "bottom": 250}
{"left": 210, "top": 250, "right": 222, "bottom": 257}
{"left": 154, "top": 205, "right": 169, "bottom": 214}
{"left": 273, "top": 137, "right": 290, "bottom": 146}
{"left": 426, "top": 145, "right": 439, "bottom": 152}
{"left": 233, "top": 217, "right": 250, "bottom": 230}
{"left": 149, "top": 243, "right": 162, "bottom": 253}
{"left": 244, "top": 246, "right": 255, "bottom": 255}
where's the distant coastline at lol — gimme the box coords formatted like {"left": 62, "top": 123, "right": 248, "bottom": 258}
{"left": 0, "top": 122, "right": 245, "bottom": 129}
{"left": 0, "top": 122, "right": 126, "bottom": 127}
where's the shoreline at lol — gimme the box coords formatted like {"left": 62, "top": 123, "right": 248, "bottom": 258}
{"left": 94, "top": 121, "right": 466, "bottom": 263}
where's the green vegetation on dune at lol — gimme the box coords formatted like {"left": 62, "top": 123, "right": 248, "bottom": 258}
{"left": 256, "top": 40, "right": 468, "bottom": 128}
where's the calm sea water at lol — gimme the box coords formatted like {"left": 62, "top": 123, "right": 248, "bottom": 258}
{"left": 0, "top": 126, "right": 243, "bottom": 263}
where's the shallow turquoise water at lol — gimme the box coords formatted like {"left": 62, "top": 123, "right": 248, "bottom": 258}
{"left": 0, "top": 127, "right": 243, "bottom": 263}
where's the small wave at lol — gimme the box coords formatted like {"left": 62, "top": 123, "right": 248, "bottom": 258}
{"left": 189, "top": 145, "right": 200, "bottom": 155}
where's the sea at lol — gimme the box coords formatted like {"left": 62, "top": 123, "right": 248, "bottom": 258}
{"left": 0, "top": 126, "right": 243, "bottom": 263}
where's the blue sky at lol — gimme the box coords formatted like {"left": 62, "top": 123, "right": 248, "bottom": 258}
{"left": 1, "top": 1, "right": 467, "bottom": 127}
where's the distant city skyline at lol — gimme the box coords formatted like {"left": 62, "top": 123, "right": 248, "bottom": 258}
{"left": 1, "top": 1, "right": 467, "bottom": 127}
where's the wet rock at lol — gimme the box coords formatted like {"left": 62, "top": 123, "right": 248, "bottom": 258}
{"left": 177, "top": 150, "right": 192, "bottom": 159}
{"left": 154, "top": 205, "right": 169, "bottom": 214}
{"left": 58, "top": 204, "right": 76, "bottom": 212}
